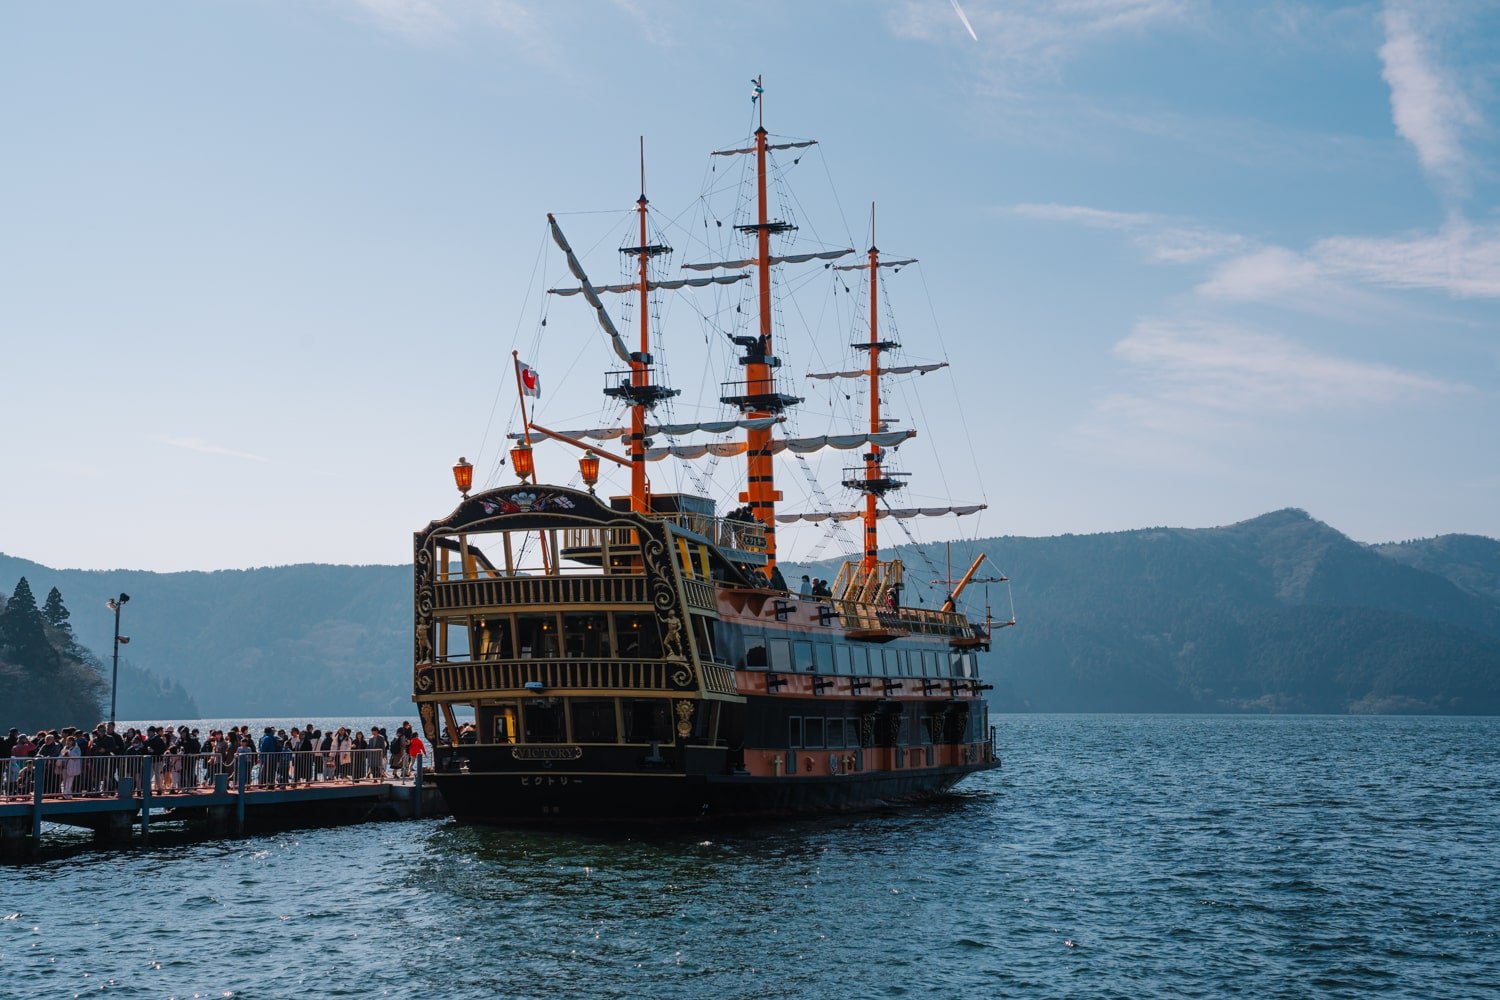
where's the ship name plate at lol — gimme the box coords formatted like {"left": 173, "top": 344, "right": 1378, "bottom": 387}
{"left": 512, "top": 746, "right": 583, "bottom": 761}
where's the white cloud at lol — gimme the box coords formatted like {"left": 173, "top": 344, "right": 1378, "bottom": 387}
{"left": 1010, "top": 202, "right": 1245, "bottom": 263}
{"left": 1199, "top": 221, "right": 1500, "bottom": 302}
{"left": 1378, "top": 1, "right": 1480, "bottom": 189}
{"left": 1113, "top": 319, "right": 1460, "bottom": 412}
{"left": 887, "top": 0, "right": 1190, "bottom": 81}
{"left": 343, "top": 0, "right": 451, "bottom": 40}
{"left": 160, "top": 437, "right": 269, "bottom": 463}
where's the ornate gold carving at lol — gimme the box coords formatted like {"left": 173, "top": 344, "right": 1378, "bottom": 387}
{"left": 673, "top": 699, "right": 694, "bottom": 739}
{"left": 661, "top": 610, "right": 685, "bottom": 660}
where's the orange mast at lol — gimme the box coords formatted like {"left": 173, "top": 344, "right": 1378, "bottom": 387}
{"left": 615, "top": 139, "right": 676, "bottom": 514}
{"left": 863, "top": 205, "right": 881, "bottom": 571}
{"left": 744, "top": 105, "right": 780, "bottom": 569}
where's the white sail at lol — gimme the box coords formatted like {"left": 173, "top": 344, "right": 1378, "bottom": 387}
{"left": 547, "top": 215, "right": 632, "bottom": 364}
{"left": 711, "top": 139, "right": 818, "bottom": 156}
{"left": 681, "top": 249, "right": 854, "bottom": 272}
{"left": 549, "top": 274, "right": 749, "bottom": 297}
{"left": 773, "top": 504, "right": 987, "bottom": 524}
{"left": 832, "top": 258, "right": 918, "bottom": 271}
{"left": 643, "top": 429, "right": 913, "bottom": 462}
{"left": 806, "top": 362, "right": 949, "bottom": 380}
{"left": 509, "top": 416, "right": 780, "bottom": 443}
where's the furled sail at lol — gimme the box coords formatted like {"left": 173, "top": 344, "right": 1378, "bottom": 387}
{"left": 806, "top": 362, "right": 949, "bottom": 380}
{"left": 643, "top": 429, "right": 913, "bottom": 461}
{"left": 508, "top": 416, "right": 781, "bottom": 443}
{"left": 711, "top": 139, "right": 818, "bottom": 156}
{"left": 832, "top": 258, "right": 918, "bottom": 271}
{"left": 547, "top": 215, "right": 632, "bottom": 364}
{"left": 549, "top": 274, "right": 749, "bottom": 297}
{"left": 773, "top": 504, "right": 987, "bottom": 524}
{"left": 681, "top": 248, "right": 854, "bottom": 272}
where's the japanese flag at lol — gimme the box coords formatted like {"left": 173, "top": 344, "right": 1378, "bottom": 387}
{"left": 519, "top": 362, "right": 541, "bottom": 398}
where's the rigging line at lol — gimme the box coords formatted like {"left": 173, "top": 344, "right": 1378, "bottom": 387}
{"left": 915, "top": 261, "right": 987, "bottom": 507}
{"left": 479, "top": 220, "right": 549, "bottom": 483}
{"left": 815, "top": 144, "right": 858, "bottom": 260}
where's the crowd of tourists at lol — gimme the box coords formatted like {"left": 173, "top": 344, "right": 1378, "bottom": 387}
{"left": 0, "top": 721, "right": 429, "bottom": 800}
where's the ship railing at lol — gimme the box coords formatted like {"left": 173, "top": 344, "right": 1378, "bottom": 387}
{"left": 6, "top": 750, "right": 404, "bottom": 803}
{"left": 428, "top": 657, "right": 692, "bottom": 695}
{"left": 834, "top": 600, "right": 969, "bottom": 636}
{"left": 434, "top": 574, "right": 650, "bottom": 612}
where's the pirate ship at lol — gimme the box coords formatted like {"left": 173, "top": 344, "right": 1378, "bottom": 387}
{"left": 412, "top": 83, "right": 1009, "bottom": 823}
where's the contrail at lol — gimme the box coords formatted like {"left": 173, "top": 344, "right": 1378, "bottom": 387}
{"left": 950, "top": 0, "right": 979, "bottom": 41}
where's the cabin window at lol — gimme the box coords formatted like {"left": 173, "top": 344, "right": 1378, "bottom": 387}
{"left": 515, "top": 614, "right": 560, "bottom": 658}
{"left": 768, "top": 638, "right": 792, "bottom": 672}
{"left": 826, "top": 718, "right": 844, "bottom": 748}
{"left": 522, "top": 698, "right": 566, "bottom": 743}
{"left": 793, "top": 641, "right": 815, "bottom": 672}
{"left": 918, "top": 715, "right": 931, "bottom": 744}
{"left": 692, "top": 616, "right": 715, "bottom": 661}
{"left": 882, "top": 649, "right": 898, "bottom": 677}
{"left": 623, "top": 699, "right": 672, "bottom": 743}
{"left": 477, "top": 618, "right": 514, "bottom": 660}
{"left": 804, "top": 717, "right": 825, "bottom": 749}
{"left": 787, "top": 716, "right": 803, "bottom": 748}
{"left": 570, "top": 699, "right": 618, "bottom": 743}
{"left": 834, "top": 645, "right": 852, "bottom": 675}
{"left": 743, "top": 631, "right": 767, "bottom": 669}
{"left": 614, "top": 613, "right": 662, "bottom": 659}
{"left": 563, "top": 613, "right": 611, "bottom": 659}
{"left": 814, "top": 644, "right": 834, "bottom": 674}
{"left": 851, "top": 646, "right": 869, "bottom": 675}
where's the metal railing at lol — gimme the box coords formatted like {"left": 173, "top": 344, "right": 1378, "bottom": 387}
{"left": 2, "top": 750, "right": 410, "bottom": 803}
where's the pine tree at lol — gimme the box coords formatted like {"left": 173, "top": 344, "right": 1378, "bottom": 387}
{"left": 41, "top": 586, "right": 72, "bottom": 631}
{"left": 0, "top": 576, "right": 56, "bottom": 671}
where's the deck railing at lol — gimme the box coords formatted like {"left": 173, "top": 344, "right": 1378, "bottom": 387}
{"left": 435, "top": 574, "right": 649, "bottom": 612}
{"left": 428, "top": 658, "right": 689, "bottom": 695}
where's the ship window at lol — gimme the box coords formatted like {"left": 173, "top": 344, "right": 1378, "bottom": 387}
{"left": 744, "top": 631, "right": 767, "bottom": 669}
{"left": 515, "top": 614, "right": 560, "bottom": 658}
{"left": 477, "top": 618, "right": 514, "bottom": 660}
{"left": 623, "top": 699, "right": 672, "bottom": 743}
{"left": 852, "top": 646, "right": 869, "bottom": 675}
{"left": 564, "top": 613, "right": 611, "bottom": 659}
{"left": 787, "top": 716, "right": 803, "bottom": 748}
{"left": 814, "top": 644, "right": 834, "bottom": 674}
{"left": 570, "top": 699, "right": 618, "bottom": 743}
{"left": 882, "top": 649, "right": 898, "bottom": 677}
{"left": 918, "top": 715, "right": 931, "bottom": 744}
{"left": 804, "top": 717, "right": 825, "bottom": 749}
{"left": 768, "top": 638, "right": 792, "bottom": 672}
{"left": 834, "top": 645, "right": 852, "bottom": 675}
{"left": 614, "top": 613, "right": 662, "bottom": 659}
{"left": 826, "top": 718, "right": 844, "bottom": 747}
{"left": 522, "top": 698, "right": 566, "bottom": 743}
{"left": 793, "top": 641, "right": 814, "bottom": 672}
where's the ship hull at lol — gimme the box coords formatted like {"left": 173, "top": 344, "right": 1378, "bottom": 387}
{"left": 432, "top": 761, "right": 998, "bottom": 825}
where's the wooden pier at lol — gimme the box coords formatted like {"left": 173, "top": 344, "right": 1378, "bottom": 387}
{"left": 0, "top": 752, "right": 448, "bottom": 856}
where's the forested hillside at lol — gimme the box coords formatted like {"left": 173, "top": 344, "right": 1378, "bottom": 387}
{"left": 4, "top": 508, "right": 1498, "bottom": 717}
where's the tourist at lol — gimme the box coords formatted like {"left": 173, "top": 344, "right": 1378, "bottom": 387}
{"left": 390, "top": 728, "right": 408, "bottom": 780}
{"left": 406, "top": 730, "right": 427, "bottom": 776}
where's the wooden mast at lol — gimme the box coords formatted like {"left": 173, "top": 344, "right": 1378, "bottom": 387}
{"left": 862, "top": 204, "right": 881, "bottom": 571}
{"left": 744, "top": 87, "right": 781, "bottom": 570}
{"left": 630, "top": 138, "right": 650, "bottom": 513}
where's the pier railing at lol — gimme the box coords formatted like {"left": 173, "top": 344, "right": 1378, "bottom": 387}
{"left": 2, "top": 750, "right": 406, "bottom": 803}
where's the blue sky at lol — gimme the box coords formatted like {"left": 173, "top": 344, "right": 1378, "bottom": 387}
{"left": 2, "top": 0, "right": 1497, "bottom": 572}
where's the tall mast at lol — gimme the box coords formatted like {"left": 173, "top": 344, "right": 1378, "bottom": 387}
{"left": 616, "top": 138, "right": 675, "bottom": 514}
{"left": 631, "top": 139, "right": 651, "bottom": 512}
{"left": 746, "top": 116, "right": 779, "bottom": 566}
{"left": 863, "top": 204, "right": 881, "bottom": 571}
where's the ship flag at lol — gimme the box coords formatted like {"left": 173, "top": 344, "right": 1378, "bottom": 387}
{"left": 519, "top": 362, "right": 541, "bottom": 398}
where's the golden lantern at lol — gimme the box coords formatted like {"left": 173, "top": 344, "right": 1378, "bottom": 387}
{"left": 452, "top": 456, "right": 474, "bottom": 497}
{"left": 579, "top": 451, "right": 600, "bottom": 493}
{"left": 510, "top": 443, "right": 535, "bottom": 483}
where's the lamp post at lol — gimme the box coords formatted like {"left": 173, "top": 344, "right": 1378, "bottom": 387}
{"left": 452, "top": 456, "right": 474, "bottom": 498}
{"left": 105, "top": 593, "right": 131, "bottom": 727}
{"left": 579, "top": 451, "right": 600, "bottom": 494}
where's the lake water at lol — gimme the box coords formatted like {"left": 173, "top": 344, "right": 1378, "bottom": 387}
{"left": 3, "top": 715, "right": 1497, "bottom": 998}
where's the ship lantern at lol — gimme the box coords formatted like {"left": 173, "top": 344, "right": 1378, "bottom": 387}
{"left": 510, "top": 443, "right": 535, "bottom": 483}
{"left": 452, "top": 456, "right": 474, "bottom": 498}
{"left": 579, "top": 451, "right": 600, "bottom": 493}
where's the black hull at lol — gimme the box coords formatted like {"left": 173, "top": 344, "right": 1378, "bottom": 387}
{"left": 432, "top": 761, "right": 998, "bottom": 825}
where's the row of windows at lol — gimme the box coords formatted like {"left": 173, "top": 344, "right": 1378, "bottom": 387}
{"left": 468, "top": 612, "right": 663, "bottom": 660}
{"left": 715, "top": 624, "right": 976, "bottom": 679}
{"left": 785, "top": 710, "right": 987, "bottom": 749}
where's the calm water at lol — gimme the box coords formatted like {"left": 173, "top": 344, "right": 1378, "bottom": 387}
{"left": 3, "top": 715, "right": 1497, "bottom": 999}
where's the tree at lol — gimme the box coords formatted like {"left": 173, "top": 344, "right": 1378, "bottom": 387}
{"left": 0, "top": 577, "right": 53, "bottom": 667}
{"left": 41, "top": 586, "right": 72, "bottom": 631}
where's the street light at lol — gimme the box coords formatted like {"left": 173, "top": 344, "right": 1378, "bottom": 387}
{"left": 105, "top": 592, "right": 130, "bottom": 727}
